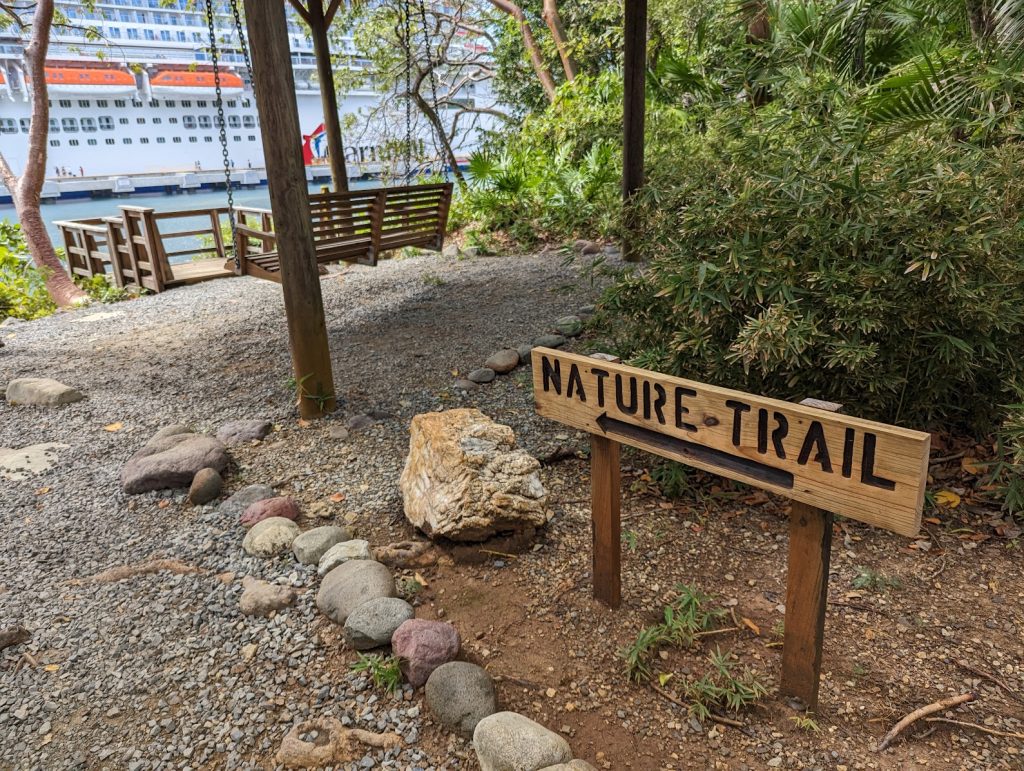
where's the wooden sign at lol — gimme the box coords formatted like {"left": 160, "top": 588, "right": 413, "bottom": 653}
{"left": 532, "top": 348, "right": 929, "bottom": 537}
{"left": 531, "top": 347, "right": 932, "bottom": 712}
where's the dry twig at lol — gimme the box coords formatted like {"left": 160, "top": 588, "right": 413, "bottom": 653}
{"left": 924, "top": 717, "right": 1024, "bottom": 740}
{"left": 955, "top": 660, "right": 1024, "bottom": 704}
{"left": 650, "top": 683, "right": 746, "bottom": 729}
{"left": 876, "top": 692, "right": 976, "bottom": 751}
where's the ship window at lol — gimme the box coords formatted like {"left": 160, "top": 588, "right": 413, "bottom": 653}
{"left": 127, "top": 28, "right": 139, "bottom": 39}
{"left": 197, "top": 115, "right": 211, "bottom": 129}
{"left": 156, "top": 137, "right": 166, "bottom": 143}
{"left": 69, "top": 139, "right": 79, "bottom": 146}
{"left": 98, "top": 116, "right": 114, "bottom": 130}
{"left": 233, "top": 135, "right": 241, "bottom": 141}
{"left": 189, "top": 136, "right": 198, "bottom": 143}
{"left": 204, "top": 136, "right": 213, "bottom": 142}
{"left": 50, "top": 139, "right": 60, "bottom": 147}
{"left": 136, "top": 117, "right": 146, "bottom": 124}
{"left": 181, "top": 100, "right": 192, "bottom": 107}
{"left": 61, "top": 118, "right": 79, "bottom": 132}
{"left": 106, "top": 138, "right": 115, "bottom": 145}
{"left": 152, "top": 117, "right": 162, "bottom": 124}
{"left": 78, "top": 100, "right": 90, "bottom": 108}
{"left": 0, "top": 119, "right": 17, "bottom": 134}
{"left": 114, "top": 99, "right": 126, "bottom": 107}
{"left": 168, "top": 117, "right": 179, "bottom": 124}
{"left": 197, "top": 100, "right": 207, "bottom": 108}
{"left": 160, "top": 30, "right": 171, "bottom": 41}
{"left": 227, "top": 100, "right": 237, "bottom": 108}
{"left": 123, "top": 138, "right": 132, "bottom": 144}
{"left": 144, "top": 29, "right": 155, "bottom": 40}
{"left": 228, "top": 115, "right": 240, "bottom": 128}
{"left": 81, "top": 118, "right": 97, "bottom": 132}
{"left": 97, "top": 99, "right": 108, "bottom": 107}
{"left": 183, "top": 115, "right": 197, "bottom": 129}
{"left": 242, "top": 115, "right": 255, "bottom": 128}
{"left": 49, "top": 118, "right": 59, "bottom": 133}
{"left": 132, "top": 99, "right": 143, "bottom": 107}
{"left": 248, "top": 135, "right": 256, "bottom": 141}
{"left": 173, "top": 137, "right": 182, "bottom": 143}
{"left": 59, "top": 99, "right": 71, "bottom": 108}
{"left": 166, "top": 100, "right": 176, "bottom": 107}
{"left": 119, "top": 118, "right": 129, "bottom": 125}
{"left": 109, "top": 28, "right": 121, "bottom": 38}
{"left": 19, "top": 118, "right": 30, "bottom": 133}
{"left": 140, "top": 137, "right": 149, "bottom": 144}
{"left": 241, "top": 99, "right": 251, "bottom": 107}
{"left": 149, "top": 99, "right": 158, "bottom": 107}
{"left": 88, "top": 138, "right": 98, "bottom": 146}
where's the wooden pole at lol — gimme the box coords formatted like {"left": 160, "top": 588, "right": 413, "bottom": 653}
{"left": 780, "top": 398, "right": 842, "bottom": 711}
{"left": 243, "top": 0, "right": 337, "bottom": 419}
{"left": 308, "top": 0, "right": 349, "bottom": 192}
{"left": 622, "top": 0, "right": 647, "bottom": 263}
{"left": 590, "top": 434, "right": 622, "bottom": 608}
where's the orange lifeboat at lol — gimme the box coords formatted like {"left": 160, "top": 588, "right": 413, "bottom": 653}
{"left": 150, "top": 70, "right": 244, "bottom": 97}
{"left": 44, "top": 67, "right": 137, "bottom": 96}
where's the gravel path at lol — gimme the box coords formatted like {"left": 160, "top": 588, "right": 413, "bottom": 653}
{"left": 0, "top": 251, "right": 610, "bottom": 770}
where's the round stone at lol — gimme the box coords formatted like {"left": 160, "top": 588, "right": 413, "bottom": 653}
{"left": 242, "top": 517, "right": 301, "bottom": 558}
{"left": 425, "top": 661, "right": 498, "bottom": 737}
{"left": 343, "top": 597, "right": 415, "bottom": 650}
{"left": 467, "top": 368, "right": 496, "bottom": 384}
{"left": 516, "top": 344, "right": 534, "bottom": 365}
{"left": 318, "top": 539, "right": 372, "bottom": 576}
{"left": 473, "top": 712, "right": 572, "bottom": 771}
{"left": 240, "top": 497, "right": 301, "bottom": 528}
{"left": 391, "top": 619, "right": 461, "bottom": 688}
{"left": 533, "top": 334, "right": 567, "bottom": 349}
{"left": 552, "top": 315, "right": 583, "bottom": 336}
{"left": 453, "top": 379, "right": 479, "bottom": 392}
{"left": 292, "top": 526, "right": 351, "bottom": 565}
{"left": 315, "top": 559, "right": 396, "bottom": 625}
{"left": 483, "top": 349, "right": 519, "bottom": 374}
{"left": 188, "top": 467, "right": 223, "bottom": 505}
{"left": 218, "top": 484, "right": 276, "bottom": 519}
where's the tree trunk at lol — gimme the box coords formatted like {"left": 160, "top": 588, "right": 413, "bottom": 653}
{"left": 411, "top": 88, "right": 466, "bottom": 188}
{"left": 2, "top": 0, "right": 87, "bottom": 306}
{"left": 541, "top": 0, "right": 577, "bottom": 83}
{"left": 308, "top": 0, "right": 349, "bottom": 191}
{"left": 486, "top": 0, "right": 557, "bottom": 102}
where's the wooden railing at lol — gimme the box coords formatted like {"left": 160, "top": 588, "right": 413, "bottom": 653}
{"left": 56, "top": 204, "right": 271, "bottom": 293}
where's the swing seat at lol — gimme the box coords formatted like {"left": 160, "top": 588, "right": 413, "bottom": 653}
{"left": 233, "top": 182, "right": 453, "bottom": 282}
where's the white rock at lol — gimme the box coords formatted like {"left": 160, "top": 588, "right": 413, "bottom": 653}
{"left": 292, "top": 526, "right": 351, "bottom": 566}
{"left": 400, "top": 409, "right": 549, "bottom": 542}
{"left": 317, "top": 539, "right": 373, "bottom": 575}
{"left": 473, "top": 712, "right": 572, "bottom": 771}
{"left": 242, "top": 517, "right": 301, "bottom": 558}
{"left": 5, "top": 378, "right": 84, "bottom": 406}
{"left": 0, "top": 443, "right": 69, "bottom": 482}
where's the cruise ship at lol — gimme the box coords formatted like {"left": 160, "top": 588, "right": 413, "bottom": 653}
{"left": 0, "top": 0, "right": 491, "bottom": 196}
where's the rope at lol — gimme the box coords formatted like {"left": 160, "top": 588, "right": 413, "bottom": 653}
{"left": 403, "top": 1, "right": 413, "bottom": 180}
{"left": 416, "top": 0, "right": 443, "bottom": 174}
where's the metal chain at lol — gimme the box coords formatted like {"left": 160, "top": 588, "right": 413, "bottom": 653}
{"left": 228, "top": 0, "right": 256, "bottom": 100}
{"left": 416, "top": 0, "right": 442, "bottom": 173}
{"left": 204, "top": 0, "right": 240, "bottom": 272}
{"left": 403, "top": 2, "right": 413, "bottom": 180}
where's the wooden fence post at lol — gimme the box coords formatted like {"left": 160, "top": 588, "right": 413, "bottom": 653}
{"left": 590, "top": 433, "right": 622, "bottom": 608}
{"left": 781, "top": 398, "right": 842, "bottom": 712}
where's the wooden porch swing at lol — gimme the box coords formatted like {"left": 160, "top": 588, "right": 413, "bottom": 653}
{"left": 205, "top": 0, "right": 453, "bottom": 285}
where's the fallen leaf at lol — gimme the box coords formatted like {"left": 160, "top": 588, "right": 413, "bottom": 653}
{"left": 297, "top": 418, "right": 311, "bottom": 429}
{"left": 43, "top": 664, "right": 59, "bottom": 672}
{"left": 924, "top": 517, "right": 941, "bottom": 525}
{"left": 740, "top": 616, "right": 760, "bottom": 636}
{"left": 910, "top": 539, "right": 933, "bottom": 551}
{"left": 157, "top": 500, "right": 170, "bottom": 509}
{"left": 934, "top": 490, "right": 961, "bottom": 508}
{"left": 451, "top": 369, "right": 459, "bottom": 376}
{"left": 34, "top": 487, "right": 51, "bottom": 496}
{"left": 864, "top": 628, "right": 876, "bottom": 641}
{"left": 961, "top": 456, "right": 985, "bottom": 475}
{"left": 413, "top": 571, "right": 429, "bottom": 588}
{"left": 329, "top": 492, "right": 345, "bottom": 503}
{"left": 103, "top": 421, "right": 124, "bottom": 432}
{"left": 658, "top": 502, "right": 674, "bottom": 510}
{"left": 658, "top": 672, "right": 674, "bottom": 687}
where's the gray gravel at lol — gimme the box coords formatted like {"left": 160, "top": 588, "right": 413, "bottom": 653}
{"left": 0, "top": 251, "right": 610, "bottom": 769}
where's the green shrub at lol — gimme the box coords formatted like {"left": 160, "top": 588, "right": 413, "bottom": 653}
{"left": 602, "top": 109, "right": 1024, "bottom": 431}
{"left": 0, "top": 221, "right": 56, "bottom": 321}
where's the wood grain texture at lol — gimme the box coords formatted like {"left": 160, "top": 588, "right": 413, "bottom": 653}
{"left": 531, "top": 348, "right": 930, "bottom": 536}
{"left": 590, "top": 433, "right": 622, "bottom": 608}
{"left": 244, "top": 0, "right": 336, "bottom": 418}
{"left": 781, "top": 500, "right": 833, "bottom": 712}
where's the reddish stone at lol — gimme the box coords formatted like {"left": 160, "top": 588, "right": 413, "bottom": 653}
{"left": 391, "top": 619, "right": 461, "bottom": 688}
{"left": 240, "top": 497, "right": 300, "bottom": 528}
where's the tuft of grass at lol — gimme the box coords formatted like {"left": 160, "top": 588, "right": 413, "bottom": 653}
{"left": 852, "top": 566, "right": 900, "bottom": 593}
{"left": 619, "top": 584, "right": 728, "bottom": 682}
{"left": 681, "top": 648, "right": 769, "bottom": 720}
{"left": 349, "top": 653, "right": 402, "bottom": 693}
{"left": 622, "top": 529, "right": 640, "bottom": 552}
{"left": 423, "top": 273, "right": 445, "bottom": 286}
{"left": 789, "top": 714, "right": 821, "bottom": 732}
{"left": 397, "top": 576, "right": 423, "bottom": 599}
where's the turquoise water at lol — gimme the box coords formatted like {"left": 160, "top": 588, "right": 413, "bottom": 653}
{"left": 0, "top": 180, "right": 374, "bottom": 256}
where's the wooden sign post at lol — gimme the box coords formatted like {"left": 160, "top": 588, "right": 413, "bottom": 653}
{"left": 532, "top": 348, "right": 930, "bottom": 711}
